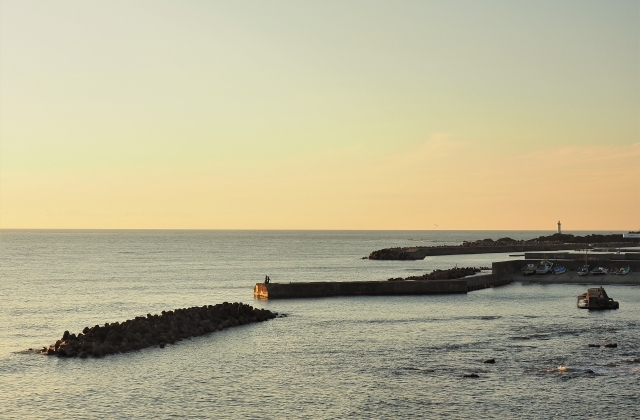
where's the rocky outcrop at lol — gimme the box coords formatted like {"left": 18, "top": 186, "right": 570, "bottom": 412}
{"left": 388, "top": 267, "right": 481, "bottom": 281}
{"left": 41, "top": 302, "right": 277, "bottom": 358}
{"left": 368, "top": 247, "right": 425, "bottom": 261}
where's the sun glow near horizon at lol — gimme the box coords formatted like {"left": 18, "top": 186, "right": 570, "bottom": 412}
{"left": 1, "top": 1, "right": 638, "bottom": 230}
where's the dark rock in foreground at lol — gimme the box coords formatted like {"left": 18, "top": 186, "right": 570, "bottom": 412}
{"left": 41, "top": 302, "right": 277, "bottom": 358}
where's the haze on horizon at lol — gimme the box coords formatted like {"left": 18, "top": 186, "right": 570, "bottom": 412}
{"left": 0, "top": 0, "right": 638, "bottom": 230}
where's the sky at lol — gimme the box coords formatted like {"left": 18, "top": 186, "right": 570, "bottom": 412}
{"left": 0, "top": 0, "right": 638, "bottom": 230}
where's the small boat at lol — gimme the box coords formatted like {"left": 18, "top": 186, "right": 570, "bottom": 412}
{"left": 552, "top": 266, "right": 566, "bottom": 275}
{"left": 521, "top": 263, "right": 537, "bottom": 276}
{"left": 577, "top": 265, "right": 589, "bottom": 276}
{"left": 577, "top": 287, "right": 619, "bottom": 310}
{"left": 590, "top": 267, "right": 607, "bottom": 275}
{"left": 610, "top": 266, "right": 631, "bottom": 275}
{"left": 535, "top": 260, "right": 553, "bottom": 274}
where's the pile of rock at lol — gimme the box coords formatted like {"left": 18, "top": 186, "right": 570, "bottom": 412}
{"left": 41, "top": 302, "right": 277, "bottom": 358}
{"left": 388, "top": 266, "right": 481, "bottom": 281}
{"left": 368, "top": 247, "right": 420, "bottom": 260}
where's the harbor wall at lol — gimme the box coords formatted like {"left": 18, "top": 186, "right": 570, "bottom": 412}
{"left": 466, "top": 274, "right": 513, "bottom": 291}
{"left": 524, "top": 252, "right": 640, "bottom": 261}
{"left": 492, "top": 259, "right": 640, "bottom": 278}
{"left": 254, "top": 280, "right": 467, "bottom": 299}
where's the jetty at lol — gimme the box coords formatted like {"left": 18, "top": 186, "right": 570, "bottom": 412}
{"left": 254, "top": 280, "right": 465, "bottom": 299}
{"left": 42, "top": 302, "right": 276, "bottom": 358}
{"left": 254, "top": 276, "right": 512, "bottom": 299}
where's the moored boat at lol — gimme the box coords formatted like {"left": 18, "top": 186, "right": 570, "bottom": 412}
{"left": 577, "top": 287, "right": 619, "bottom": 310}
{"left": 521, "top": 263, "right": 537, "bottom": 276}
{"left": 577, "top": 265, "right": 589, "bottom": 276}
{"left": 552, "top": 266, "right": 566, "bottom": 275}
{"left": 535, "top": 260, "right": 553, "bottom": 274}
{"left": 619, "top": 266, "right": 631, "bottom": 275}
{"left": 590, "top": 267, "right": 607, "bottom": 275}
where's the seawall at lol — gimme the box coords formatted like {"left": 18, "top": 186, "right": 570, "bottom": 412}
{"left": 523, "top": 252, "right": 640, "bottom": 261}
{"left": 467, "top": 274, "right": 514, "bottom": 291}
{"left": 254, "top": 280, "right": 468, "bottom": 299}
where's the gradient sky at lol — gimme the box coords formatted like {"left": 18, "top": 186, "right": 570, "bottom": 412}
{"left": 1, "top": 0, "right": 638, "bottom": 229}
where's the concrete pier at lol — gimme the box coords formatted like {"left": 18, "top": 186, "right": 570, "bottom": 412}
{"left": 254, "top": 279, "right": 468, "bottom": 299}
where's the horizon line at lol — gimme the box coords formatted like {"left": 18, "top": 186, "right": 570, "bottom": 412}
{"left": 0, "top": 228, "right": 632, "bottom": 232}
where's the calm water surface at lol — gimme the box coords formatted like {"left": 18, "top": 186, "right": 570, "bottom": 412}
{"left": 1, "top": 230, "right": 638, "bottom": 419}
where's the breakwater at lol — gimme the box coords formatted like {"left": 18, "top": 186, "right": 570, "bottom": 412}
{"left": 524, "top": 252, "right": 640, "bottom": 261}
{"left": 369, "top": 244, "right": 580, "bottom": 260}
{"left": 41, "top": 302, "right": 277, "bottom": 358}
{"left": 368, "top": 243, "right": 635, "bottom": 260}
{"left": 467, "top": 274, "right": 514, "bottom": 291}
{"left": 254, "top": 280, "right": 468, "bottom": 299}
{"left": 253, "top": 265, "right": 516, "bottom": 299}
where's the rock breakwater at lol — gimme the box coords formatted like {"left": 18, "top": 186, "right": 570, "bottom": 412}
{"left": 388, "top": 267, "right": 481, "bottom": 281}
{"left": 41, "top": 302, "right": 277, "bottom": 358}
{"left": 369, "top": 234, "right": 639, "bottom": 260}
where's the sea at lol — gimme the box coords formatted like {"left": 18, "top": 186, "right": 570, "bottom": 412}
{"left": 1, "top": 230, "right": 639, "bottom": 419}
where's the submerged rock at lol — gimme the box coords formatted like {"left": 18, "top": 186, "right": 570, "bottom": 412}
{"left": 41, "top": 302, "right": 277, "bottom": 358}
{"left": 483, "top": 358, "right": 496, "bottom": 364}
{"left": 463, "top": 373, "right": 480, "bottom": 378}
{"left": 604, "top": 343, "right": 618, "bottom": 348}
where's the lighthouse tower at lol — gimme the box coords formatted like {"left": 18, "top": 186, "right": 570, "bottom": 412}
{"left": 557, "top": 221, "right": 562, "bottom": 234}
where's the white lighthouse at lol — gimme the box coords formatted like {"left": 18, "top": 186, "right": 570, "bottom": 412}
{"left": 557, "top": 220, "right": 562, "bottom": 234}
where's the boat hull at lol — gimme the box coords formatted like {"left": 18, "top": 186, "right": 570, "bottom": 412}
{"left": 521, "top": 264, "right": 537, "bottom": 276}
{"left": 535, "top": 261, "right": 553, "bottom": 274}
{"left": 577, "top": 287, "right": 619, "bottom": 310}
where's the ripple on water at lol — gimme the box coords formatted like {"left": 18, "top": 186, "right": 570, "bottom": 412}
{"left": 1, "top": 231, "right": 640, "bottom": 419}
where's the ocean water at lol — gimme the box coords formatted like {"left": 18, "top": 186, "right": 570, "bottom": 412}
{"left": 1, "top": 230, "right": 638, "bottom": 419}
